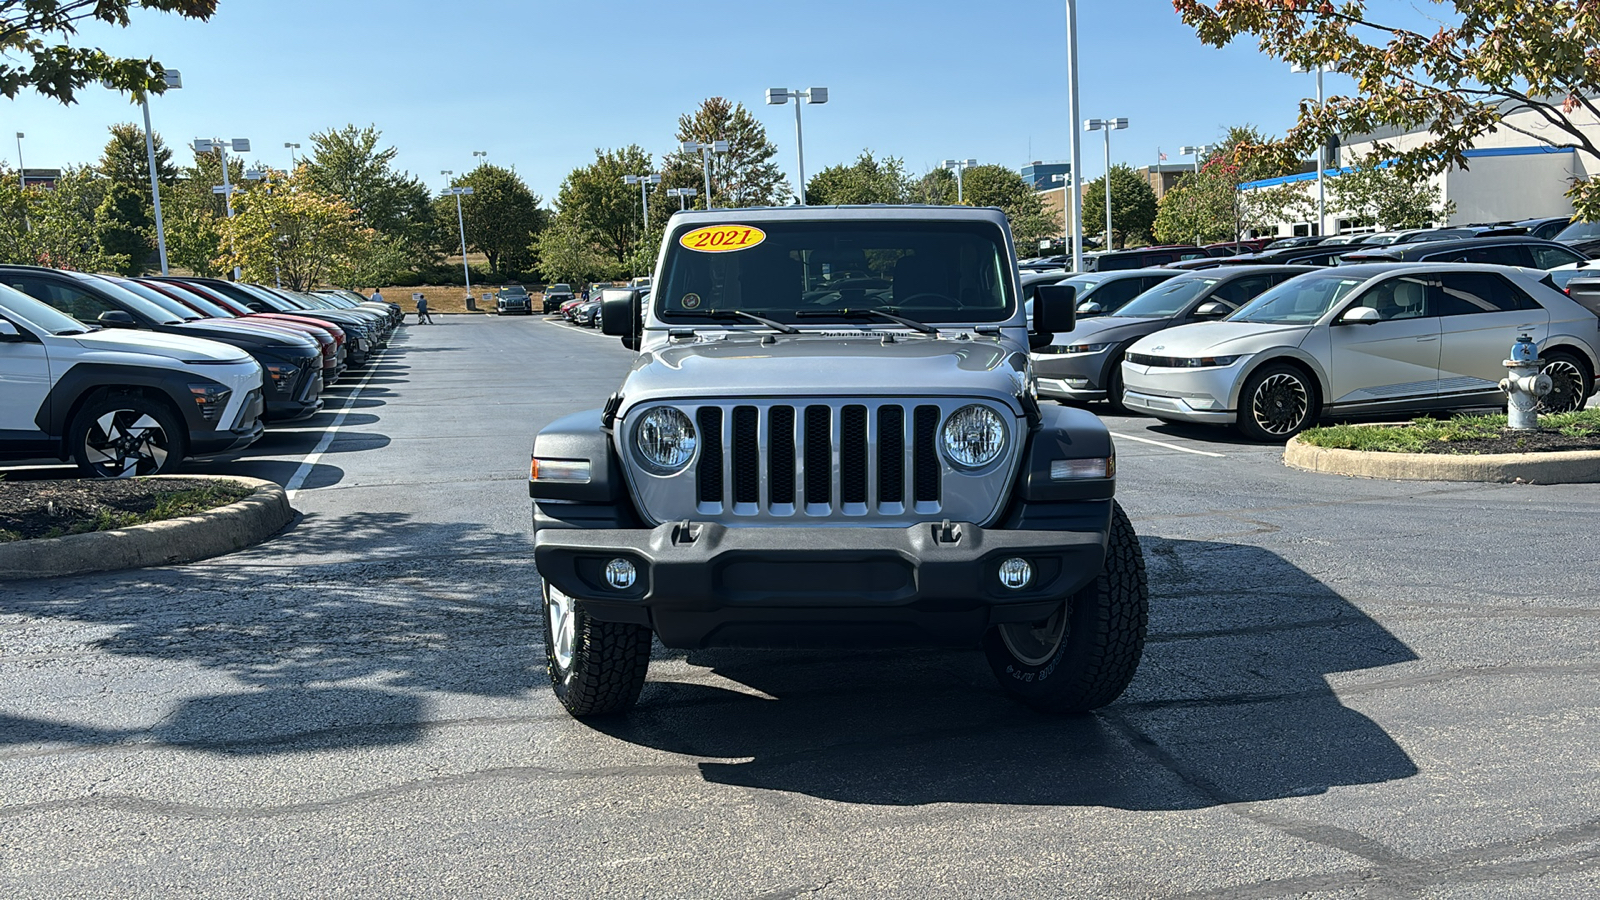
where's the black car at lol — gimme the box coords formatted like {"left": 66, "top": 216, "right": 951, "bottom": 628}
{"left": 1553, "top": 219, "right": 1600, "bottom": 258}
{"left": 1220, "top": 244, "right": 1358, "bottom": 267}
{"left": 1263, "top": 235, "right": 1329, "bottom": 250}
{"left": 497, "top": 285, "right": 533, "bottom": 315}
{"left": 542, "top": 283, "right": 575, "bottom": 314}
{"left": 0, "top": 266, "right": 325, "bottom": 423}
{"left": 166, "top": 278, "right": 382, "bottom": 368}
{"left": 1338, "top": 236, "right": 1589, "bottom": 268}
{"left": 1515, "top": 216, "right": 1573, "bottom": 241}
{"left": 1082, "top": 246, "right": 1210, "bottom": 272}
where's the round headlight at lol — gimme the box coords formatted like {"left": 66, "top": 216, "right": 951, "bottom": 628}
{"left": 634, "top": 407, "right": 697, "bottom": 473}
{"left": 941, "top": 405, "right": 1007, "bottom": 469}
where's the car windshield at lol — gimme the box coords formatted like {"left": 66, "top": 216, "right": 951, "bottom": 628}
{"left": 1229, "top": 273, "right": 1367, "bottom": 324}
{"left": 656, "top": 219, "right": 1015, "bottom": 325}
{"left": 0, "top": 285, "right": 95, "bottom": 335}
{"left": 146, "top": 282, "right": 232, "bottom": 318}
{"left": 1548, "top": 266, "right": 1600, "bottom": 290}
{"left": 71, "top": 275, "right": 184, "bottom": 325}
{"left": 183, "top": 283, "right": 253, "bottom": 316}
{"left": 110, "top": 279, "right": 202, "bottom": 320}
{"left": 236, "top": 284, "right": 294, "bottom": 310}
{"left": 1555, "top": 220, "right": 1600, "bottom": 241}
{"left": 550, "top": 284, "right": 570, "bottom": 292}
{"left": 1109, "top": 277, "right": 1217, "bottom": 318}
{"left": 501, "top": 287, "right": 529, "bottom": 296}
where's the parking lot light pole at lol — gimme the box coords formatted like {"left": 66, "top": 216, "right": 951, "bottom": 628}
{"left": 14, "top": 132, "right": 27, "bottom": 230}
{"left": 442, "top": 183, "right": 475, "bottom": 297}
{"left": 624, "top": 173, "right": 661, "bottom": 232}
{"left": 473, "top": 149, "right": 487, "bottom": 169}
{"left": 244, "top": 167, "right": 282, "bottom": 287}
{"left": 941, "top": 158, "right": 978, "bottom": 203}
{"left": 196, "top": 137, "right": 251, "bottom": 279}
{"left": 765, "top": 87, "right": 828, "bottom": 205}
{"left": 667, "top": 186, "right": 698, "bottom": 210}
{"left": 1291, "top": 63, "right": 1330, "bottom": 236}
{"left": 1084, "top": 117, "right": 1128, "bottom": 249}
{"left": 139, "top": 69, "right": 182, "bottom": 274}
{"left": 1063, "top": 1, "right": 1083, "bottom": 271}
{"left": 284, "top": 142, "right": 300, "bottom": 165}
{"left": 681, "top": 140, "right": 730, "bottom": 208}
{"left": 1179, "top": 144, "right": 1211, "bottom": 247}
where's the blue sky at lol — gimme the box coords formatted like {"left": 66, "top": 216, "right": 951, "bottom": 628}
{"left": 4, "top": 0, "right": 1342, "bottom": 203}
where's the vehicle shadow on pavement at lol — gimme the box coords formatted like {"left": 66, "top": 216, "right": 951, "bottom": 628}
{"left": 593, "top": 537, "right": 1421, "bottom": 809}
{"left": 0, "top": 512, "right": 540, "bottom": 754}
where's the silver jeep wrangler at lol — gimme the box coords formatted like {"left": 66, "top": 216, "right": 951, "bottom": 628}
{"left": 529, "top": 206, "right": 1147, "bottom": 716}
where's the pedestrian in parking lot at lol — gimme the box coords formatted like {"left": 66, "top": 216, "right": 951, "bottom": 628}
{"left": 416, "top": 294, "right": 433, "bottom": 325}
{"left": 370, "top": 287, "right": 385, "bottom": 304}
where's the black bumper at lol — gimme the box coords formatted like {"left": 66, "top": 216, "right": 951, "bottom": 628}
{"left": 534, "top": 520, "right": 1107, "bottom": 649}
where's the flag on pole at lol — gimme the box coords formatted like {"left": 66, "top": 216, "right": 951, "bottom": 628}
{"left": 1158, "top": 148, "right": 1167, "bottom": 161}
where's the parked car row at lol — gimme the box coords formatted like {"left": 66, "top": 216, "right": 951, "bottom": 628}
{"left": 0, "top": 265, "right": 399, "bottom": 478}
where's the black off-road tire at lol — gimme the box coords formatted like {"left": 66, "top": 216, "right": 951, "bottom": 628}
{"left": 543, "top": 584, "right": 653, "bottom": 717}
{"left": 982, "top": 501, "right": 1149, "bottom": 713}
{"left": 1539, "top": 351, "right": 1593, "bottom": 414}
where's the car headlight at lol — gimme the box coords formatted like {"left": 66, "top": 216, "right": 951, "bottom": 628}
{"left": 941, "top": 404, "right": 1006, "bottom": 469}
{"left": 634, "top": 407, "right": 697, "bottom": 474}
{"left": 1178, "top": 355, "right": 1242, "bottom": 368}
{"left": 1033, "top": 342, "right": 1110, "bottom": 356}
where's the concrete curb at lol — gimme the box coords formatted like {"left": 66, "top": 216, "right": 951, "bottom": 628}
{"left": 0, "top": 475, "right": 293, "bottom": 581}
{"left": 1284, "top": 436, "right": 1600, "bottom": 484}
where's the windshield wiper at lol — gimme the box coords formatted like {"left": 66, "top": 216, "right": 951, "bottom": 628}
{"left": 793, "top": 307, "right": 938, "bottom": 335}
{"left": 670, "top": 309, "right": 799, "bottom": 334}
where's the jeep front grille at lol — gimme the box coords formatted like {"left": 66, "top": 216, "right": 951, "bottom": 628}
{"left": 621, "top": 399, "right": 1022, "bottom": 527}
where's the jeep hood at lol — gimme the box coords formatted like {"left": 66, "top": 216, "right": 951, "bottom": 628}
{"left": 621, "top": 334, "right": 1029, "bottom": 412}
{"left": 69, "top": 327, "right": 253, "bottom": 363}
{"left": 1128, "top": 320, "right": 1312, "bottom": 357}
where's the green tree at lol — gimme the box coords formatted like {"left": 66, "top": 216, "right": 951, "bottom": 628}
{"left": 30, "top": 167, "right": 122, "bottom": 272}
{"left": 1153, "top": 126, "right": 1306, "bottom": 245}
{"left": 532, "top": 215, "right": 615, "bottom": 284}
{"left": 1328, "top": 161, "right": 1454, "bottom": 231}
{"left": 98, "top": 122, "right": 176, "bottom": 189}
{"left": 301, "top": 125, "right": 434, "bottom": 255}
{"left": 332, "top": 232, "right": 412, "bottom": 290}
{"left": 1081, "top": 164, "right": 1159, "bottom": 248}
{"left": 0, "top": 167, "right": 33, "bottom": 263}
{"left": 910, "top": 168, "right": 957, "bottom": 205}
{"left": 438, "top": 164, "right": 546, "bottom": 275}
{"left": 661, "top": 98, "right": 789, "bottom": 208}
{"left": 0, "top": 1, "right": 214, "bottom": 104}
{"left": 961, "top": 164, "right": 1063, "bottom": 248}
{"left": 1174, "top": 0, "right": 1600, "bottom": 219}
{"left": 556, "top": 145, "right": 655, "bottom": 264}
{"left": 806, "top": 151, "right": 912, "bottom": 205}
{"left": 95, "top": 181, "right": 152, "bottom": 275}
{"left": 218, "top": 171, "right": 361, "bottom": 290}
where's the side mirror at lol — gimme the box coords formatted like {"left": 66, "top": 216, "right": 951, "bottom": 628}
{"left": 1338, "top": 306, "right": 1381, "bottom": 325}
{"left": 1193, "top": 301, "right": 1229, "bottom": 318}
{"left": 600, "top": 288, "right": 642, "bottom": 350}
{"left": 0, "top": 320, "right": 22, "bottom": 342}
{"left": 1031, "top": 283, "right": 1076, "bottom": 350}
{"left": 97, "top": 310, "right": 138, "bottom": 328}
{"left": 1077, "top": 301, "right": 1103, "bottom": 315}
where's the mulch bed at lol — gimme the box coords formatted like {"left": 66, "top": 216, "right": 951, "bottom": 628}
{"left": 1422, "top": 430, "right": 1600, "bottom": 455}
{"left": 0, "top": 478, "right": 243, "bottom": 542}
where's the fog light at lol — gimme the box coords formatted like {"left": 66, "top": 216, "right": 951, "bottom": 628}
{"left": 998, "top": 557, "right": 1033, "bottom": 590}
{"left": 604, "top": 558, "right": 637, "bottom": 589}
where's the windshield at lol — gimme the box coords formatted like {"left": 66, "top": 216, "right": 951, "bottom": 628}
{"left": 182, "top": 282, "right": 253, "bottom": 316}
{"left": 501, "top": 287, "right": 529, "bottom": 296}
{"left": 0, "top": 284, "right": 95, "bottom": 335}
{"left": 1229, "top": 273, "right": 1367, "bottom": 324}
{"left": 72, "top": 275, "right": 184, "bottom": 325}
{"left": 142, "top": 282, "right": 230, "bottom": 318}
{"left": 112, "top": 279, "right": 202, "bottom": 320}
{"left": 656, "top": 220, "right": 1015, "bottom": 325}
{"left": 1555, "top": 220, "right": 1600, "bottom": 241}
{"left": 235, "top": 284, "right": 295, "bottom": 311}
{"left": 1110, "top": 278, "right": 1217, "bottom": 318}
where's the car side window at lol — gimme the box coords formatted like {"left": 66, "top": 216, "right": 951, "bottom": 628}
{"left": 10, "top": 279, "right": 119, "bottom": 323}
{"left": 1530, "top": 245, "right": 1585, "bottom": 269}
{"left": 1210, "top": 275, "right": 1275, "bottom": 306}
{"left": 1436, "top": 272, "right": 1538, "bottom": 315}
{"left": 1094, "top": 280, "right": 1143, "bottom": 308}
{"left": 1434, "top": 245, "right": 1528, "bottom": 266}
{"left": 1349, "top": 275, "right": 1433, "bottom": 320}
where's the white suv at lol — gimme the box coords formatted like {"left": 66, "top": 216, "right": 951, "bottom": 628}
{"left": 0, "top": 285, "right": 265, "bottom": 477}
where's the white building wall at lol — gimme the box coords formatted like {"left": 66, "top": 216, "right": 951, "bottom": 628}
{"left": 1443, "top": 152, "right": 1578, "bottom": 224}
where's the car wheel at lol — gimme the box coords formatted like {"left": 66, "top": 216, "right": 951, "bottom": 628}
{"left": 1105, "top": 355, "right": 1128, "bottom": 413}
{"left": 1238, "top": 363, "right": 1317, "bottom": 442}
{"left": 982, "top": 501, "right": 1148, "bottom": 714}
{"left": 1539, "top": 351, "right": 1592, "bottom": 414}
{"left": 543, "top": 583, "right": 653, "bottom": 717}
{"left": 69, "top": 393, "right": 186, "bottom": 479}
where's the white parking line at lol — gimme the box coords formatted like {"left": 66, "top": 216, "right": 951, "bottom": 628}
{"left": 1109, "top": 431, "right": 1226, "bottom": 458}
{"left": 284, "top": 363, "right": 381, "bottom": 500}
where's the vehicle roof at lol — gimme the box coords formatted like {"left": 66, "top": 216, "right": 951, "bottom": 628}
{"left": 1167, "top": 264, "right": 1317, "bottom": 281}
{"left": 663, "top": 204, "right": 1011, "bottom": 227}
{"left": 1343, "top": 235, "right": 1564, "bottom": 258}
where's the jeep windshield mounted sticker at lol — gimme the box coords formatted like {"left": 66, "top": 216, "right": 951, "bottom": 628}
{"left": 679, "top": 224, "right": 766, "bottom": 253}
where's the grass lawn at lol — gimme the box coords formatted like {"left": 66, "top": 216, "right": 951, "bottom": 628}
{"left": 1299, "top": 409, "right": 1600, "bottom": 453}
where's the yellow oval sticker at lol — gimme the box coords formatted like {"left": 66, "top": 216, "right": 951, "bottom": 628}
{"left": 679, "top": 224, "right": 766, "bottom": 253}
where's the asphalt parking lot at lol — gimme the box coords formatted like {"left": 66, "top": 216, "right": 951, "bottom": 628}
{"left": 2, "top": 315, "right": 1598, "bottom": 898}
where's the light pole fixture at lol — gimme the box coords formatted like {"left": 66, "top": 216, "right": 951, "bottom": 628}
{"left": 765, "top": 87, "right": 828, "bottom": 205}
{"left": 245, "top": 167, "right": 282, "bottom": 287}
{"left": 442, "top": 185, "right": 476, "bottom": 297}
{"left": 14, "top": 132, "right": 24, "bottom": 192}
{"left": 1292, "top": 63, "right": 1333, "bottom": 236}
{"left": 284, "top": 141, "right": 300, "bottom": 165}
{"left": 1178, "top": 145, "right": 1211, "bottom": 247}
{"left": 624, "top": 173, "right": 661, "bottom": 232}
{"left": 681, "top": 140, "right": 730, "bottom": 209}
{"left": 1084, "top": 117, "right": 1128, "bottom": 249}
{"left": 667, "top": 186, "right": 699, "bottom": 210}
{"left": 130, "top": 69, "right": 184, "bottom": 274}
{"left": 473, "top": 150, "right": 487, "bottom": 168}
{"left": 941, "top": 158, "right": 978, "bottom": 204}
{"left": 196, "top": 137, "right": 250, "bottom": 279}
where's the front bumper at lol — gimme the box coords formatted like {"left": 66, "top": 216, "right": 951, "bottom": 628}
{"left": 534, "top": 520, "right": 1107, "bottom": 649}
{"left": 1033, "top": 350, "right": 1114, "bottom": 401}
{"left": 1120, "top": 358, "right": 1245, "bottom": 424}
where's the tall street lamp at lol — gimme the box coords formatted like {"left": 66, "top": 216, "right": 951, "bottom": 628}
{"left": 442, "top": 183, "right": 476, "bottom": 297}
{"left": 473, "top": 150, "right": 487, "bottom": 169}
{"left": 624, "top": 173, "right": 661, "bottom": 233}
{"left": 941, "top": 158, "right": 977, "bottom": 203}
{"left": 14, "top": 132, "right": 27, "bottom": 231}
{"left": 284, "top": 142, "right": 300, "bottom": 165}
{"left": 136, "top": 69, "right": 182, "bottom": 274}
{"left": 765, "top": 87, "right": 828, "bottom": 205}
{"left": 1064, "top": 1, "right": 1084, "bottom": 271}
{"left": 1292, "top": 63, "right": 1332, "bottom": 236}
{"left": 681, "top": 140, "right": 729, "bottom": 209}
{"left": 244, "top": 167, "right": 282, "bottom": 287}
{"left": 1178, "top": 144, "right": 1211, "bottom": 247}
{"left": 1084, "top": 117, "right": 1128, "bottom": 249}
{"left": 667, "top": 186, "right": 698, "bottom": 210}
{"left": 196, "top": 137, "right": 250, "bottom": 279}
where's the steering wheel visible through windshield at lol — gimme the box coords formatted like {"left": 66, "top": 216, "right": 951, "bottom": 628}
{"left": 657, "top": 220, "right": 1015, "bottom": 325}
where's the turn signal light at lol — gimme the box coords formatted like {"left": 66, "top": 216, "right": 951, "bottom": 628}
{"left": 530, "top": 458, "right": 591, "bottom": 484}
{"left": 1050, "top": 457, "right": 1114, "bottom": 480}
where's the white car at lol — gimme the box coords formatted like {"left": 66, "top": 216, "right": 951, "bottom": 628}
{"left": 1120, "top": 263, "right": 1600, "bottom": 441}
{"left": 1, "top": 285, "right": 265, "bottom": 476}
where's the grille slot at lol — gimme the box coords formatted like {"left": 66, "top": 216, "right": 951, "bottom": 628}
{"left": 732, "top": 405, "right": 760, "bottom": 504}
{"left": 696, "top": 406, "right": 723, "bottom": 504}
{"left": 913, "top": 405, "right": 941, "bottom": 503}
{"left": 840, "top": 405, "right": 868, "bottom": 505}
{"left": 878, "top": 405, "right": 904, "bottom": 505}
{"left": 804, "top": 405, "right": 831, "bottom": 507}
{"left": 769, "top": 405, "right": 795, "bottom": 505}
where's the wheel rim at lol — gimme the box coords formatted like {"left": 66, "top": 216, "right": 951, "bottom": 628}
{"left": 83, "top": 410, "right": 169, "bottom": 478}
{"left": 546, "top": 585, "right": 576, "bottom": 671}
{"left": 1539, "top": 359, "right": 1586, "bottom": 414}
{"left": 1251, "top": 373, "right": 1310, "bottom": 436}
{"left": 998, "top": 604, "right": 1067, "bottom": 667}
